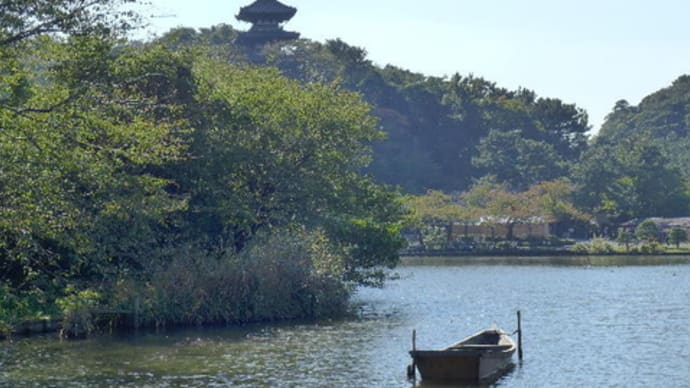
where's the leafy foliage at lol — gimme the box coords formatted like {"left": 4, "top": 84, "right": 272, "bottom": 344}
{"left": 571, "top": 238, "right": 615, "bottom": 254}
{"left": 1, "top": 7, "right": 407, "bottom": 330}
{"left": 158, "top": 27, "right": 591, "bottom": 193}
{"left": 669, "top": 227, "right": 688, "bottom": 248}
{"left": 598, "top": 75, "right": 690, "bottom": 181}
{"left": 3, "top": 6, "right": 690, "bottom": 331}
{"left": 635, "top": 219, "right": 660, "bottom": 242}
{"left": 616, "top": 230, "right": 636, "bottom": 252}
{"left": 0, "top": 0, "right": 139, "bottom": 46}
{"left": 573, "top": 136, "right": 689, "bottom": 222}
{"left": 167, "top": 58, "right": 407, "bottom": 285}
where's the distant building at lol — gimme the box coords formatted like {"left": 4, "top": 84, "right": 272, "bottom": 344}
{"left": 236, "top": 0, "right": 300, "bottom": 47}
{"left": 450, "top": 217, "right": 554, "bottom": 241}
{"left": 621, "top": 217, "right": 690, "bottom": 236}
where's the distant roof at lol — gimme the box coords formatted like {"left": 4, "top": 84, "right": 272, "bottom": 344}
{"left": 622, "top": 217, "right": 690, "bottom": 228}
{"left": 648, "top": 217, "right": 690, "bottom": 228}
{"left": 237, "top": 0, "right": 297, "bottom": 23}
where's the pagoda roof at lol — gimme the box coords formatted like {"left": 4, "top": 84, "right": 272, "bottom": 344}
{"left": 237, "top": 0, "right": 297, "bottom": 23}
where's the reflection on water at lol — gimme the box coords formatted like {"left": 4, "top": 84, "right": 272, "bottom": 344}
{"left": 411, "top": 363, "right": 518, "bottom": 388}
{"left": 2, "top": 256, "right": 690, "bottom": 387}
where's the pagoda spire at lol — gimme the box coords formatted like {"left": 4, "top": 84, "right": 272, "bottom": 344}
{"left": 236, "top": 0, "right": 300, "bottom": 47}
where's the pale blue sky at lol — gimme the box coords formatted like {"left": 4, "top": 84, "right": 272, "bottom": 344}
{"left": 137, "top": 0, "right": 690, "bottom": 134}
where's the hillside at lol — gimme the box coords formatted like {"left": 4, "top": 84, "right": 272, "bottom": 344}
{"left": 597, "top": 75, "right": 690, "bottom": 179}
{"left": 154, "top": 26, "right": 591, "bottom": 193}
{"left": 151, "top": 25, "right": 690, "bottom": 225}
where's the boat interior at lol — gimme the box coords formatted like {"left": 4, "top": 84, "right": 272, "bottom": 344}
{"left": 446, "top": 330, "right": 513, "bottom": 350}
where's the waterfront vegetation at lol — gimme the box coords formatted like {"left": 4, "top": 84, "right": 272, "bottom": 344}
{"left": 3, "top": 0, "right": 690, "bottom": 339}
{"left": 0, "top": 1, "right": 405, "bottom": 337}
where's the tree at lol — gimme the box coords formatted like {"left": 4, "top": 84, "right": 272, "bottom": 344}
{"left": 461, "top": 178, "right": 585, "bottom": 240}
{"left": 1, "top": 2, "right": 411, "bottom": 328}
{"left": 668, "top": 227, "right": 688, "bottom": 248}
{"left": 405, "top": 190, "right": 468, "bottom": 250}
{"left": 573, "top": 136, "right": 690, "bottom": 222}
{"left": 168, "top": 58, "right": 407, "bottom": 286}
{"left": 0, "top": 1, "right": 189, "bottom": 295}
{"left": 635, "top": 220, "right": 660, "bottom": 243}
{"left": 0, "top": 38, "right": 188, "bottom": 291}
{"left": 473, "top": 129, "right": 567, "bottom": 190}
{"left": 406, "top": 191, "right": 466, "bottom": 225}
{"left": 598, "top": 76, "right": 690, "bottom": 181}
{"left": 0, "top": 0, "right": 139, "bottom": 47}
{"left": 524, "top": 179, "right": 589, "bottom": 227}
{"left": 531, "top": 97, "right": 589, "bottom": 161}
{"left": 616, "top": 230, "right": 636, "bottom": 252}
{"left": 460, "top": 179, "right": 533, "bottom": 240}
{"left": 157, "top": 24, "right": 596, "bottom": 195}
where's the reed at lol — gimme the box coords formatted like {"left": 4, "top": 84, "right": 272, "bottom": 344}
{"left": 109, "top": 228, "right": 351, "bottom": 329}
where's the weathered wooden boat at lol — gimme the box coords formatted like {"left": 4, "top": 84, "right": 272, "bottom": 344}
{"left": 409, "top": 327, "right": 517, "bottom": 383}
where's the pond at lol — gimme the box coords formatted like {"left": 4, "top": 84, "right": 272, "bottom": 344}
{"left": 2, "top": 256, "right": 690, "bottom": 387}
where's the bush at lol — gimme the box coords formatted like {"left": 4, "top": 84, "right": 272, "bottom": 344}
{"left": 56, "top": 287, "right": 101, "bottom": 338}
{"left": 639, "top": 242, "right": 662, "bottom": 254}
{"left": 109, "top": 228, "right": 351, "bottom": 328}
{"left": 494, "top": 241, "right": 517, "bottom": 252}
{"left": 636, "top": 219, "right": 660, "bottom": 242}
{"left": 0, "top": 285, "right": 58, "bottom": 336}
{"left": 420, "top": 225, "right": 449, "bottom": 251}
{"left": 571, "top": 238, "right": 615, "bottom": 254}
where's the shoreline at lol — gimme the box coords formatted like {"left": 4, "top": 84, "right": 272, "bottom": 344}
{"left": 400, "top": 253, "right": 690, "bottom": 266}
{"left": 5, "top": 251, "right": 690, "bottom": 341}
{"left": 400, "top": 247, "right": 690, "bottom": 257}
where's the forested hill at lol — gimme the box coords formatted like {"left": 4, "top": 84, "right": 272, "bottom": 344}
{"left": 572, "top": 75, "right": 690, "bottom": 222}
{"left": 596, "top": 75, "right": 690, "bottom": 180}
{"left": 155, "top": 25, "right": 591, "bottom": 193}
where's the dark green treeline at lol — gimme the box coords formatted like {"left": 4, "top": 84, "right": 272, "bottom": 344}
{"left": 0, "top": 1, "right": 405, "bottom": 335}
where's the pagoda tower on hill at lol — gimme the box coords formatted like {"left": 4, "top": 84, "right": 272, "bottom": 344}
{"left": 236, "top": 0, "right": 300, "bottom": 47}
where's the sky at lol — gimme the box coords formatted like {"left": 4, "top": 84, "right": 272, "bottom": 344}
{"left": 136, "top": 0, "right": 690, "bottom": 134}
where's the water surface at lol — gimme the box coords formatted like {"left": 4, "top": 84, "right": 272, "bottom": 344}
{"left": 2, "top": 256, "right": 690, "bottom": 387}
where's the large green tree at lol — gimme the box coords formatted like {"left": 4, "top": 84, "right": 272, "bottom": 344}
{"left": 1, "top": 0, "right": 190, "bottom": 293}
{"left": 573, "top": 136, "right": 690, "bottom": 222}
{"left": 598, "top": 75, "right": 690, "bottom": 181}
{"left": 165, "top": 58, "right": 406, "bottom": 286}
{"left": 473, "top": 129, "right": 566, "bottom": 190}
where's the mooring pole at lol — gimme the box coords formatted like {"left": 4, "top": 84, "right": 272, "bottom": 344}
{"left": 407, "top": 329, "right": 417, "bottom": 379}
{"left": 517, "top": 310, "right": 523, "bottom": 361}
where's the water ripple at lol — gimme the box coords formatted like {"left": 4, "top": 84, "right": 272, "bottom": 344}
{"left": 2, "top": 261, "right": 690, "bottom": 387}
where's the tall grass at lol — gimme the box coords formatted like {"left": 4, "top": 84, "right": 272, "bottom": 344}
{"left": 109, "top": 228, "right": 351, "bottom": 329}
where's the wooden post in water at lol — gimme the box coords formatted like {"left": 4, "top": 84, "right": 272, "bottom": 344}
{"left": 407, "top": 329, "right": 417, "bottom": 379}
{"left": 517, "top": 310, "right": 523, "bottom": 361}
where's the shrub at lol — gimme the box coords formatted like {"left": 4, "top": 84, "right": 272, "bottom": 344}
{"left": 56, "top": 287, "right": 101, "bottom": 338}
{"left": 636, "top": 219, "right": 660, "bottom": 242}
{"left": 109, "top": 228, "right": 351, "bottom": 328}
{"left": 0, "top": 285, "right": 58, "bottom": 336}
{"left": 668, "top": 227, "right": 688, "bottom": 248}
{"left": 571, "top": 238, "right": 615, "bottom": 254}
{"left": 639, "top": 242, "right": 662, "bottom": 254}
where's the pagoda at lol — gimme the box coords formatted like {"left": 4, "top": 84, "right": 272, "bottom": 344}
{"left": 236, "top": 0, "right": 300, "bottom": 47}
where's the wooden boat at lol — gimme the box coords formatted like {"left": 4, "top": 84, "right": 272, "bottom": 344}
{"left": 409, "top": 327, "right": 516, "bottom": 383}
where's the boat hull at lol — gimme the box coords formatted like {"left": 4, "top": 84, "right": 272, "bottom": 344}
{"left": 411, "top": 348, "right": 514, "bottom": 382}
{"left": 409, "top": 328, "right": 516, "bottom": 382}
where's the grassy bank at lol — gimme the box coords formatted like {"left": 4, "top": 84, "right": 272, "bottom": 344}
{"left": 403, "top": 238, "right": 690, "bottom": 257}
{"left": 1, "top": 230, "right": 352, "bottom": 340}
